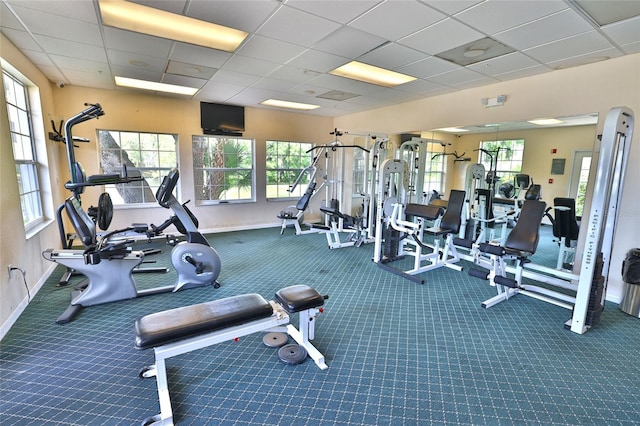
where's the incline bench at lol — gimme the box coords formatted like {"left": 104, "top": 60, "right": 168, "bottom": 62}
{"left": 135, "top": 284, "right": 328, "bottom": 426}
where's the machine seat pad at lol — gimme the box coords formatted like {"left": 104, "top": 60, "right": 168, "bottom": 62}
{"left": 275, "top": 285, "right": 324, "bottom": 313}
{"left": 135, "top": 294, "right": 273, "bottom": 350}
{"left": 405, "top": 204, "right": 444, "bottom": 220}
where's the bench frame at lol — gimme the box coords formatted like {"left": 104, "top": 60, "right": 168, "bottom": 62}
{"left": 139, "top": 300, "right": 327, "bottom": 426}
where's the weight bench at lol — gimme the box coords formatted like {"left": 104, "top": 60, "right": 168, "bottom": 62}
{"left": 135, "top": 284, "right": 328, "bottom": 426}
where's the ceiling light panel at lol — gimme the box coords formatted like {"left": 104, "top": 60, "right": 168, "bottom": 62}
{"left": 115, "top": 76, "right": 198, "bottom": 95}
{"left": 99, "top": 0, "right": 248, "bottom": 52}
{"left": 261, "top": 99, "right": 320, "bottom": 110}
{"left": 329, "top": 61, "right": 417, "bottom": 87}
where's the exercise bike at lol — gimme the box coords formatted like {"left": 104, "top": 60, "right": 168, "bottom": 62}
{"left": 44, "top": 168, "right": 221, "bottom": 324}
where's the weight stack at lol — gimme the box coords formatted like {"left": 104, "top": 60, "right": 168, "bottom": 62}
{"left": 382, "top": 227, "right": 401, "bottom": 261}
{"left": 585, "top": 254, "right": 605, "bottom": 327}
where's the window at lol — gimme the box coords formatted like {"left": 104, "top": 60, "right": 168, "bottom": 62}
{"left": 98, "top": 130, "right": 178, "bottom": 204}
{"left": 266, "top": 140, "right": 313, "bottom": 199}
{"left": 478, "top": 139, "right": 525, "bottom": 195}
{"left": 352, "top": 147, "right": 366, "bottom": 196}
{"left": 424, "top": 141, "right": 446, "bottom": 197}
{"left": 193, "top": 135, "right": 255, "bottom": 203}
{"left": 3, "top": 70, "right": 43, "bottom": 228}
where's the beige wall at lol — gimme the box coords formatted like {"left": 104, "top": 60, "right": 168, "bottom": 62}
{"left": 1, "top": 24, "right": 639, "bottom": 335}
{"left": 1, "top": 34, "right": 61, "bottom": 334}
{"left": 51, "top": 86, "right": 333, "bottom": 232}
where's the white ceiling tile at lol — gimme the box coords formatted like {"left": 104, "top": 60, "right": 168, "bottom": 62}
{"left": 492, "top": 64, "right": 553, "bottom": 81}
{"left": 10, "top": 4, "right": 102, "bottom": 45}
{"left": 524, "top": 31, "right": 615, "bottom": 63}
{"left": 350, "top": 1, "right": 446, "bottom": 41}
{"left": 287, "top": 0, "right": 381, "bottom": 24}
{"left": 601, "top": 15, "right": 640, "bottom": 46}
{"left": 107, "top": 49, "right": 166, "bottom": 73}
{"left": 1, "top": 3, "right": 26, "bottom": 30}
{"left": 256, "top": 5, "right": 341, "bottom": 47}
{"left": 20, "top": 49, "right": 55, "bottom": 67}
{"left": 619, "top": 41, "right": 640, "bottom": 54}
{"left": 286, "top": 49, "right": 350, "bottom": 73}
{"left": 110, "top": 65, "right": 163, "bottom": 82}
{"left": 5, "top": 0, "right": 98, "bottom": 24}
{"left": 197, "top": 81, "right": 247, "bottom": 103}
{"left": 237, "top": 35, "right": 309, "bottom": 64}
{"left": 221, "top": 55, "right": 281, "bottom": 77}
{"left": 398, "top": 56, "right": 461, "bottom": 79}
{"left": 391, "top": 79, "right": 448, "bottom": 95}
{"left": 103, "top": 28, "right": 172, "bottom": 58}
{"left": 427, "top": 67, "right": 488, "bottom": 86}
{"left": 309, "top": 73, "right": 381, "bottom": 95}
{"left": 1, "top": 28, "right": 42, "bottom": 51}
{"left": 399, "top": 18, "right": 484, "bottom": 55}
{"left": 267, "top": 65, "right": 324, "bottom": 84}
{"left": 451, "top": 75, "right": 499, "bottom": 90}
{"left": 169, "top": 43, "right": 232, "bottom": 69}
{"left": 359, "top": 43, "right": 427, "bottom": 70}
{"left": 186, "top": 0, "right": 279, "bottom": 33}
{"left": 313, "top": 26, "right": 387, "bottom": 59}
{"left": 422, "top": 0, "right": 484, "bottom": 16}
{"left": 49, "top": 54, "right": 108, "bottom": 73}
{"left": 62, "top": 69, "right": 115, "bottom": 89}
{"left": 161, "top": 74, "right": 207, "bottom": 89}
{"left": 34, "top": 36, "right": 108, "bottom": 63}
{"left": 494, "top": 9, "right": 594, "bottom": 50}
{"left": 210, "top": 69, "right": 263, "bottom": 87}
{"left": 36, "top": 64, "right": 66, "bottom": 81}
{"left": 455, "top": 0, "right": 568, "bottom": 34}
{"left": 252, "top": 77, "right": 298, "bottom": 92}
{"left": 467, "top": 52, "right": 541, "bottom": 76}
{"left": 547, "top": 47, "right": 624, "bottom": 70}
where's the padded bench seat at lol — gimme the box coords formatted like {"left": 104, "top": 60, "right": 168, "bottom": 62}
{"left": 135, "top": 293, "right": 273, "bottom": 350}
{"left": 275, "top": 284, "right": 325, "bottom": 313}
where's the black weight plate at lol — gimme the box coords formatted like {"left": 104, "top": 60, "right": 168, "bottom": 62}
{"left": 97, "top": 192, "right": 113, "bottom": 231}
{"left": 263, "top": 332, "right": 288, "bottom": 348}
{"left": 278, "top": 344, "right": 307, "bottom": 365}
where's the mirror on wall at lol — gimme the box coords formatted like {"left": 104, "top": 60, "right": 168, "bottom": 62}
{"left": 422, "top": 112, "right": 600, "bottom": 272}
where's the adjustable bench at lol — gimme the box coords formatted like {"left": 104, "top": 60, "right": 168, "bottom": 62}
{"left": 135, "top": 284, "right": 328, "bottom": 426}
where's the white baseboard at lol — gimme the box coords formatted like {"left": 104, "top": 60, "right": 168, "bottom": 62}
{"left": 0, "top": 263, "right": 58, "bottom": 341}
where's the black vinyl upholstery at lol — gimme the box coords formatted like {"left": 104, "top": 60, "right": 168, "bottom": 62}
{"left": 552, "top": 197, "right": 580, "bottom": 246}
{"left": 134, "top": 293, "right": 273, "bottom": 350}
{"left": 505, "top": 200, "right": 546, "bottom": 255}
{"left": 64, "top": 197, "right": 96, "bottom": 247}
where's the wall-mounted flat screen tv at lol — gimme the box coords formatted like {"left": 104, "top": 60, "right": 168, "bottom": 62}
{"left": 200, "top": 102, "right": 245, "bottom": 136}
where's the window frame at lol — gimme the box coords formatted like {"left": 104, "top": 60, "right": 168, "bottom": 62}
{"left": 266, "top": 139, "right": 314, "bottom": 201}
{"left": 3, "top": 68, "right": 45, "bottom": 233}
{"left": 192, "top": 135, "right": 256, "bottom": 205}
{"left": 97, "top": 129, "right": 179, "bottom": 207}
{"left": 423, "top": 141, "right": 446, "bottom": 197}
{"left": 478, "top": 138, "right": 526, "bottom": 195}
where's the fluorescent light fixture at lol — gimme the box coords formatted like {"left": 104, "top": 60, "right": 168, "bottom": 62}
{"left": 261, "top": 99, "right": 320, "bottom": 111}
{"left": 435, "top": 127, "right": 469, "bottom": 133}
{"left": 329, "top": 61, "right": 416, "bottom": 87}
{"left": 115, "top": 76, "right": 198, "bottom": 95}
{"left": 527, "top": 118, "right": 564, "bottom": 126}
{"left": 99, "top": 0, "right": 248, "bottom": 52}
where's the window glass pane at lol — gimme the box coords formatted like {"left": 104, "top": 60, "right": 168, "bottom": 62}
{"left": 98, "top": 130, "right": 178, "bottom": 204}
{"left": 265, "top": 140, "right": 313, "bottom": 200}
{"left": 4, "top": 70, "right": 43, "bottom": 227}
{"left": 193, "top": 135, "right": 255, "bottom": 202}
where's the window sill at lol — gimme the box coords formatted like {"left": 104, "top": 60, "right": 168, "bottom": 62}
{"left": 25, "top": 217, "right": 55, "bottom": 240}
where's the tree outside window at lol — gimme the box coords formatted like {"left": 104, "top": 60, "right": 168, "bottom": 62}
{"left": 193, "top": 135, "right": 255, "bottom": 203}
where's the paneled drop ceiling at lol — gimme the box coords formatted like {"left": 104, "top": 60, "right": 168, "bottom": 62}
{"left": 1, "top": 0, "right": 638, "bottom": 117}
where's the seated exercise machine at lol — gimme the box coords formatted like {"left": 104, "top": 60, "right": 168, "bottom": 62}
{"left": 468, "top": 199, "right": 581, "bottom": 310}
{"left": 135, "top": 284, "right": 328, "bottom": 426}
{"left": 378, "top": 190, "right": 466, "bottom": 284}
{"left": 43, "top": 169, "right": 221, "bottom": 324}
{"left": 318, "top": 203, "right": 366, "bottom": 249}
{"left": 277, "top": 181, "right": 317, "bottom": 235}
{"left": 544, "top": 197, "right": 580, "bottom": 270}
